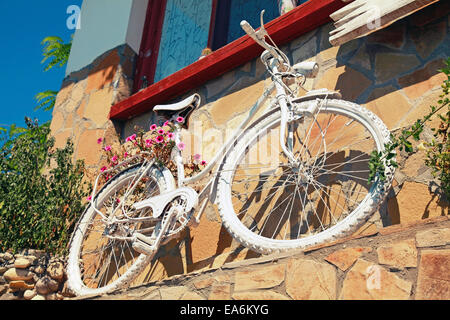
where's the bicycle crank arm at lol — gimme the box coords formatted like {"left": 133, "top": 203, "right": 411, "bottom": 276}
{"left": 132, "top": 208, "right": 177, "bottom": 256}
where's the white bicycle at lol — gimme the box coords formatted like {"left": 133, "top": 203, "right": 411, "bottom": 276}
{"left": 67, "top": 12, "right": 394, "bottom": 296}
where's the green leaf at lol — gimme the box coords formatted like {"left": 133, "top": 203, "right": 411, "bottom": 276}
{"left": 35, "top": 90, "right": 58, "bottom": 112}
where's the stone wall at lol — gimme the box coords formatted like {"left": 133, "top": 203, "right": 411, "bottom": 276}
{"left": 120, "top": 2, "right": 449, "bottom": 285}
{"left": 77, "top": 216, "right": 450, "bottom": 300}
{"left": 50, "top": 44, "right": 136, "bottom": 182}
{"left": 48, "top": 2, "right": 449, "bottom": 294}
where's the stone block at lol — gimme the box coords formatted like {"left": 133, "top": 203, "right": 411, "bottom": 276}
{"left": 315, "top": 65, "right": 371, "bottom": 102}
{"left": 411, "top": 21, "right": 447, "bottom": 60}
{"left": 234, "top": 264, "right": 285, "bottom": 292}
{"left": 365, "top": 85, "right": 412, "bottom": 129}
{"left": 208, "top": 283, "right": 231, "bottom": 300}
{"left": 285, "top": 258, "right": 336, "bottom": 300}
{"left": 86, "top": 50, "right": 120, "bottom": 93}
{"left": 376, "top": 239, "right": 418, "bottom": 268}
{"left": 75, "top": 129, "right": 106, "bottom": 167}
{"left": 3, "top": 268, "right": 34, "bottom": 282}
{"left": 232, "top": 290, "right": 290, "bottom": 300}
{"left": 84, "top": 87, "right": 113, "bottom": 128}
{"left": 339, "top": 259, "right": 412, "bottom": 300}
{"left": 180, "top": 291, "right": 205, "bottom": 300}
{"left": 160, "top": 286, "right": 188, "bottom": 300}
{"left": 367, "top": 21, "right": 406, "bottom": 49}
{"left": 374, "top": 53, "right": 420, "bottom": 84}
{"left": 416, "top": 249, "right": 450, "bottom": 299}
{"left": 387, "top": 182, "right": 448, "bottom": 225}
{"left": 49, "top": 110, "right": 65, "bottom": 134}
{"left": 415, "top": 228, "right": 450, "bottom": 248}
{"left": 208, "top": 80, "right": 265, "bottom": 127}
{"left": 399, "top": 59, "right": 447, "bottom": 100}
{"left": 325, "top": 247, "right": 372, "bottom": 271}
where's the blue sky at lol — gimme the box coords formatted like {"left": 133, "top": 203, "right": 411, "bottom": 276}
{"left": 0, "top": 0, "right": 82, "bottom": 129}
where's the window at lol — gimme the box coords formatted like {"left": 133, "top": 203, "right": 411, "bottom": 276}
{"left": 210, "top": 0, "right": 279, "bottom": 51}
{"left": 134, "top": 0, "right": 311, "bottom": 92}
{"left": 154, "top": 0, "right": 213, "bottom": 83}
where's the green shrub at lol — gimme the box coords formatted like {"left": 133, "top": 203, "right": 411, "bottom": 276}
{"left": 0, "top": 118, "right": 90, "bottom": 254}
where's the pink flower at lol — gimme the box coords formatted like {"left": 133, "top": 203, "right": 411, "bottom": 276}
{"left": 111, "top": 155, "right": 118, "bottom": 164}
{"left": 200, "top": 160, "right": 207, "bottom": 166}
{"left": 155, "top": 136, "right": 164, "bottom": 143}
{"left": 158, "top": 129, "right": 165, "bottom": 135}
{"left": 176, "top": 117, "right": 185, "bottom": 123}
{"left": 145, "top": 139, "right": 153, "bottom": 147}
{"left": 116, "top": 198, "right": 121, "bottom": 203}
{"left": 86, "top": 196, "right": 92, "bottom": 202}
{"left": 126, "top": 134, "right": 137, "bottom": 142}
{"left": 167, "top": 132, "right": 175, "bottom": 140}
{"left": 163, "top": 121, "right": 170, "bottom": 127}
{"left": 124, "top": 152, "right": 129, "bottom": 158}
{"left": 101, "top": 166, "right": 107, "bottom": 172}
{"left": 193, "top": 154, "right": 201, "bottom": 161}
{"left": 104, "top": 145, "right": 112, "bottom": 152}
{"left": 97, "top": 138, "right": 103, "bottom": 144}
{"left": 150, "top": 124, "right": 157, "bottom": 131}
{"left": 177, "top": 142, "right": 186, "bottom": 151}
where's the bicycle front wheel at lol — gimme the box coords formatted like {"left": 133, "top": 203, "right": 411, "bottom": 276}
{"left": 217, "top": 99, "right": 394, "bottom": 254}
{"left": 67, "top": 163, "right": 175, "bottom": 296}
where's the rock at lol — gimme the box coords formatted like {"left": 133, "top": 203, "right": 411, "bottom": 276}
{"left": 377, "top": 239, "right": 418, "bottom": 268}
{"left": 24, "top": 289, "right": 37, "bottom": 300}
{"left": 415, "top": 228, "right": 450, "bottom": 248}
{"left": 208, "top": 283, "right": 231, "bottom": 300}
{"left": 14, "top": 258, "right": 31, "bottom": 269}
{"left": 34, "top": 266, "right": 45, "bottom": 275}
{"left": 387, "top": 182, "right": 448, "bottom": 225}
{"left": 3, "top": 253, "right": 13, "bottom": 261}
{"left": 159, "top": 286, "right": 188, "bottom": 300}
{"left": 8, "top": 281, "right": 34, "bottom": 291}
{"left": 374, "top": 53, "right": 420, "bottom": 83}
{"left": 232, "top": 290, "right": 290, "bottom": 300}
{"left": 0, "top": 284, "right": 6, "bottom": 295}
{"left": 285, "top": 258, "right": 337, "bottom": 300}
{"left": 325, "top": 247, "right": 372, "bottom": 271}
{"left": 234, "top": 264, "right": 285, "bottom": 292}
{"left": 47, "top": 261, "right": 65, "bottom": 282}
{"left": 35, "top": 276, "right": 59, "bottom": 296}
{"left": 339, "top": 259, "right": 412, "bottom": 300}
{"left": 3, "top": 268, "right": 34, "bottom": 282}
{"left": 416, "top": 249, "right": 450, "bottom": 300}
{"left": 180, "top": 291, "right": 205, "bottom": 300}
{"left": 0, "top": 266, "right": 7, "bottom": 275}
{"left": 31, "top": 294, "right": 46, "bottom": 301}
{"left": 193, "top": 277, "right": 215, "bottom": 290}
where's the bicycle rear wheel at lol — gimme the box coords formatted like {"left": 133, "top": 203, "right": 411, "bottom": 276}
{"left": 217, "top": 99, "right": 394, "bottom": 254}
{"left": 67, "top": 163, "right": 175, "bottom": 296}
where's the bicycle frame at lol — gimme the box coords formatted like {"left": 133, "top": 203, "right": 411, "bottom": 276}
{"left": 89, "top": 11, "right": 313, "bottom": 227}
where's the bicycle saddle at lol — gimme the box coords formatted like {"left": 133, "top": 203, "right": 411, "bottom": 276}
{"left": 154, "top": 93, "right": 200, "bottom": 113}
{"left": 154, "top": 94, "right": 201, "bottom": 127}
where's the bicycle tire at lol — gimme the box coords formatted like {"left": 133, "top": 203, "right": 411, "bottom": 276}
{"left": 217, "top": 99, "right": 394, "bottom": 254}
{"left": 67, "top": 163, "right": 175, "bottom": 296}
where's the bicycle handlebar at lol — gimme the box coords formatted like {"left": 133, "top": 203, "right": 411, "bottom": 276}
{"left": 240, "top": 11, "right": 286, "bottom": 65}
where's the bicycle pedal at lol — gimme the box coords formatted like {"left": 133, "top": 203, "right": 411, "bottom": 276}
{"left": 132, "top": 233, "right": 156, "bottom": 255}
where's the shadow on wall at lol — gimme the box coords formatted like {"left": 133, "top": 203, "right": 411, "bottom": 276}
{"left": 329, "top": 1, "right": 449, "bottom": 106}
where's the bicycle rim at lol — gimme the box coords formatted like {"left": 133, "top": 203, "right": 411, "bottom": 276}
{"left": 217, "top": 99, "right": 393, "bottom": 253}
{"left": 67, "top": 164, "right": 174, "bottom": 296}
